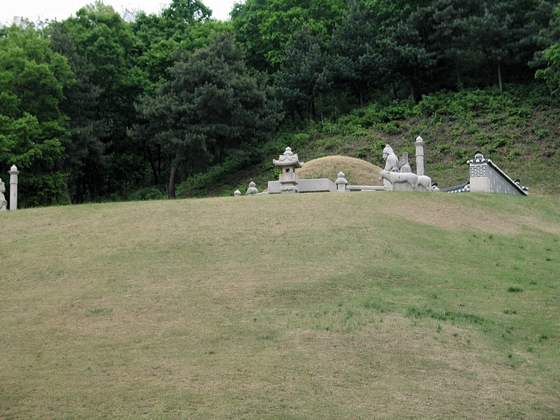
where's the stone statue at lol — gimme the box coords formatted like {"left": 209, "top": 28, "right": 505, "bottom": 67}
{"left": 382, "top": 145, "right": 399, "bottom": 172}
{"left": 0, "top": 179, "right": 6, "bottom": 211}
{"left": 382, "top": 145, "right": 400, "bottom": 190}
{"left": 379, "top": 170, "right": 418, "bottom": 190}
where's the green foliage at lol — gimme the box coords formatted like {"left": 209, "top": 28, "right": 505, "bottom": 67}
{"left": 176, "top": 156, "right": 251, "bottom": 197}
{"left": 0, "top": 24, "right": 74, "bottom": 207}
{"left": 131, "top": 32, "right": 283, "bottom": 198}
{"left": 232, "top": 0, "right": 348, "bottom": 72}
{"left": 127, "top": 186, "right": 165, "bottom": 201}
{"left": 406, "top": 307, "right": 492, "bottom": 327}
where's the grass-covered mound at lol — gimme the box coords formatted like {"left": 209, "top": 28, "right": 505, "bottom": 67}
{"left": 296, "top": 155, "right": 383, "bottom": 186}
{"left": 1, "top": 193, "right": 559, "bottom": 418}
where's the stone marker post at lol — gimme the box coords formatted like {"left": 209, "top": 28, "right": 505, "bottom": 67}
{"left": 415, "top": 136, "right": 425, "bottom": 176}
{"left": 9, "top": 165, "right": 19, "bottom": 211}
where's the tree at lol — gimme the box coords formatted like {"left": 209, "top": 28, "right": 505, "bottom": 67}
{"left": 61, "top": 2, "right": 148, "bottom": 200}
{"left": 330, "top": 0, "right": 383, "bottom": 107}
{"left": 275, "top": 25, "right": 335, "bottom": 119}
{"left": 0, "top": 24, "right": 74, "bottom": 207}
{"left": 232, "top": 0, "right": 347, "bottom": 73}
{"left": 377, "top": 19, "right": 437, "bottom": 101}
{"left": 131, "top": 32, "right": 283, "bottom": 198}
{"left": 46, "top": 21, "right": 109, "bottom": 203}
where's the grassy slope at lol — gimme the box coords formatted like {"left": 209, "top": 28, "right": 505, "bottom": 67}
{"left": 1, "top": 193, "right": 559, "bottom": 419}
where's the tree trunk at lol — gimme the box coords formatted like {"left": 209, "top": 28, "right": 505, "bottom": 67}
{"left": 455, "top": 57, "right": 462, "bottom": 90}
{"left": 497, "top": 61, "right": 503, "bottom": 96}
{"left": 168, "top": 164, "right": 178, "bottom": 199}
{"left": 168, "top": 148, "right": 182, "bottom": 199}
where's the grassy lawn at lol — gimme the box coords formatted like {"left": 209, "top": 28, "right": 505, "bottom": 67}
{"left": 0, "top": 192, "right": 559, "bottom": 419}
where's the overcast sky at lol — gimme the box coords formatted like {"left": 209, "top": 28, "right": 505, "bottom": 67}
{"left": 0, "top": 0, "right": 238, "bottom": 24}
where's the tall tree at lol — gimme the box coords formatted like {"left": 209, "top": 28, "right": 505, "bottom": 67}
{"left": 131, "top": 32, "right": 283, "bottom": 198}
{"left": 61, "top": 2, "right": 148, "bottom": 199}
{"left": 275, "top": 25, "right": 335, "bottom": 119}
{"left": 46, "top": 21, "right": 109, "bottom": 203}
{"left": 330, "top": 0, "right": 381, "bottom": 107}
{"left": 0, "top": 24, "right": 74, "bottom": 207}
{"left": 232, "top": 0, "right": 347, "bottom": 73}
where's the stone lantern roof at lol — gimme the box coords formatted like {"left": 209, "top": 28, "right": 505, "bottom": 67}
{"left": 273, "top": 147, "right": 304, "bottom": 168}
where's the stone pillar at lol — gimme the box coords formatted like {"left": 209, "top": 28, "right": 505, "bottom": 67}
{"left": 415, "top": 136, "right": 425, "bottom": 176}
{"left": 9, "top": 165, "right": 19, "bottom": 211}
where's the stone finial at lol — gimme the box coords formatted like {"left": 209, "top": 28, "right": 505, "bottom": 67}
{"left": 234, "top": 189, "right": 241, "bottom": 197}
{"left": 246, "top": 181, "right": 258, "bottom": 195}
{"left": 335, "top": 171, "right": 348, "bottom": 192}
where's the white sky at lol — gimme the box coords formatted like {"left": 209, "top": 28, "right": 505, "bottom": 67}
{"left": 0, "top": 0, "right": 238, "bottom": 24}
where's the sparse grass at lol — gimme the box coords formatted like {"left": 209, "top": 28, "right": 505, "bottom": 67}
{"left": 0, "top": 192, "right": 559, "bottom": 418}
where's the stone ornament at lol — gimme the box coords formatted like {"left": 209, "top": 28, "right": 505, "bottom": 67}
{"left": 234, "top": 189, "right": 241, "bottom": 197}
{"left": 335, "top": 171, "right": 348, "bottom": 192}
{"left": 246, "top": 181, "right": 258, "bottom": 195}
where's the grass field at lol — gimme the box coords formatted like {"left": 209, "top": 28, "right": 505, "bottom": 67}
{"left": 1, "top": 192, "right": 559, "bottom": 419}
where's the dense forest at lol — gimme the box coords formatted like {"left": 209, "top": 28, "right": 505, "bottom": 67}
{"left": 1, "top": 0, "right": 560, "bottom": 206}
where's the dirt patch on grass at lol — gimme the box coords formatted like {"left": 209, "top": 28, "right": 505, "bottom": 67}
{"left": 297, "top": 155, "right": 383, "bottom": 186}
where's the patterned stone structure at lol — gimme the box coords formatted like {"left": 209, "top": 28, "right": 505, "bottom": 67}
{"left": 468, "top": 152, "right": 528, "bottom": 196}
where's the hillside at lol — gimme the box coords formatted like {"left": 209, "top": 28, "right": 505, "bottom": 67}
{"left": 1, "top": 193, "right": 559, "bottom": 418}
{"left": 180, "top": 86, "right": 560, "bottom": 199}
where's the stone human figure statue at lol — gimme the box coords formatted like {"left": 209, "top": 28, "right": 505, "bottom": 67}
{"left": 0, "top": 179, "right": 6, "bottom": 211}
{"left": 382, "top": 145, "right": 399, "bottom": 190}
{"left": 382, "top": 145, "right": 399, "bottom": 172}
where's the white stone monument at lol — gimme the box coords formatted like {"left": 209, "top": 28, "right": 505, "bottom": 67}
{"left": 9, "top": 165, "right": 18, "bottom": 210}
{"left": 415, "top": 136, "right": 425, "bottom": 176}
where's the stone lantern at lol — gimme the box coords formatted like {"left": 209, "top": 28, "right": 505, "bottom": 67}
{"left": 273, "top": 147, "right": 304, "bottom": 193}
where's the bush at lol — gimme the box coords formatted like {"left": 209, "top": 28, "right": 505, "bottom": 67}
{"left": 127, "top": 187, "right": 165, "bottom": 201}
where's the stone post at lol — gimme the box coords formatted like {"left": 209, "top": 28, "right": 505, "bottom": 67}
{"left": 415, "top": 136, "right": 425, "bottom": 176}
{"left": 9, "top": 165, "right": 19, "bottom": 211}
{"left": 335, "top": 172, "right": 348, "bottom": 192}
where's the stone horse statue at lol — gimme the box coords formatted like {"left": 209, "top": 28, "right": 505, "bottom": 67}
{"left": 379, "top": 170, "right": 432, "bottom": 192}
